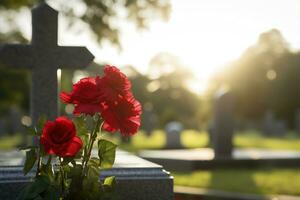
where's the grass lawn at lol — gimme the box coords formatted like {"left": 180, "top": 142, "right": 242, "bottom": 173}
{"left": 173, "top": 168, "right": 300, "bottom": 196}
{"left": 3, "top": 129, "right": 300, "bottom": 151}
{"left": 1, "top": 131, "right": 300, "bottom": 195}
{"left": 0, "top": 134, "right": 22, "bottom": 150}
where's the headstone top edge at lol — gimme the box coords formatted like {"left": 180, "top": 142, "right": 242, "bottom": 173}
{"left": 32, "top": 2, "right": 58, "bottom": 14}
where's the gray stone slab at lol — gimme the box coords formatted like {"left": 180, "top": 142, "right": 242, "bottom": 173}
{"left": 0, "top": 150, "right": 173, "bottom": 200}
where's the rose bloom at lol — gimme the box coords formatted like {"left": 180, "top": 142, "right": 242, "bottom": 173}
{"left": 101, "top": 96, "right": 142, "bottom": 136}
{"left": 40, "top": 116, "right": 82, "bottom": 157}
{"left": 60, "top": 77, "right": 102, "bottom": 115}
{"left": 97, "top": 65, "right": 132, "bottom": 102}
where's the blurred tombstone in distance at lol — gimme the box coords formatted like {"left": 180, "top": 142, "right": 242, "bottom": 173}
{"left": 165, "top": 121, "right": 183, "bottom": 149}
{"left": 7, "top": 106, "right": 24, "bottom": 135}
{"left": 0, "top": 118, "right": 7, "bottom": 137}
{"left": 262, "top": 110, "right": 286, "bottom": 137}
{"left": 273, "top": 120, "right": 286, "bottom": 137}
{"left": 262, "top": 110, "right": 275, "bottom": 136}
{"left": 295, "top": 109, "right": 300, "bottom": 134}
{"left": 211, "top": 87, "right": 234, "bottom": 159}
{"left": 143, "top": 102, "right": 157, "bottom": 136}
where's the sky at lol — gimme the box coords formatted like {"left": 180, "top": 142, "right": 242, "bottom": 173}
{"left": 15, "top": 0, "right": 300, "bottom": 94}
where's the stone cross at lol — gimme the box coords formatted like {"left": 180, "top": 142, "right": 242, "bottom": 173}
{"left": 211, "top": 88, "right": 235, "bottom": 159}
{"left": 0, "top": 2, "right": 94, "bottom": 124}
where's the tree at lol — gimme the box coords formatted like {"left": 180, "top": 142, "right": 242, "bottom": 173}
{"left": 0, "top": 0, "right": 170, "bottom": 47}
{"left": 147, "top": 52, "right": 202, "bottom": 129}
{"left": 0, "top": 0, "right": 170, "bottom": 115}
{"left": 219, "top": 29, "right": 290, "bottom": 119}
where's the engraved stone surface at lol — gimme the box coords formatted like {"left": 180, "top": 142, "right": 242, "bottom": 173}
{"left": 0, "top": 150, "right": 174, "bottom": 200}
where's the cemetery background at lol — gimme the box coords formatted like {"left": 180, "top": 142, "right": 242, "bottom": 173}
{"left": 2, "top": 0, "right": 300, "bottom": 199}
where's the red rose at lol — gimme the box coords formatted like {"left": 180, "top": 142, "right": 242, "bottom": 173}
{"left": 97, "top": 65, "right": 132, "bottom": 102}
{"left": 101, "top": 96, "right": 142, "bottom": 136}
{"left": 40, "top": 116, "right": 82, "bottom": 157}
{"left": 60, "top": 77, "right": 103, "bottom": 115}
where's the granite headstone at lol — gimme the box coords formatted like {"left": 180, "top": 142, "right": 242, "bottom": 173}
{"left": 165, "top": 121, "right": 183, "bottom": 149}
{"left": 211, "top": 88, "right": 234, "bottom": 159}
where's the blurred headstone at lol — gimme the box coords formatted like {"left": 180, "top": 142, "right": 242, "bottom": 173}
{"left": 0, "top": 118, "right": 6, "bottom": 137}
{"left": 295, "top": 109, "right": 300, "bottom": 134}
{"left": 143, "top": 110, "right": 157, "bottom": 136}
{"left": 262, "top": 110, "right": 275, "bottom": 136}
{"left": 262, "top": 111, "right": 286, "bottom": 136}
{"left": 7, "top": 106, "right": 24, "bottom": 134}
{"left": 273, "top": 120, "right": 286, "bottom": 137}
{"left": 211, "top": 88, "right": 234, "bottom": 159}
{"left": 165, "top": 121, "right": 183, "bottom": 149}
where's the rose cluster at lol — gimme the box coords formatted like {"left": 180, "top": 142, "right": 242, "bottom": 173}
{"left": 41, "top": 65, "right": 142, "bottom": 157}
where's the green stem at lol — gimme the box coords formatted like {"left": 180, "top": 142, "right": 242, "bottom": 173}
{"left": 35, "top": 143, "right": 41, "bottom": 177}
{"left": 46, "top": 155, "right": 52, "bottom": 166}
{"left": 59, "top": 157, "right": 65, "bottom": 195}
{"left": 82, "top": 114, "right": 103, "bottom": 176}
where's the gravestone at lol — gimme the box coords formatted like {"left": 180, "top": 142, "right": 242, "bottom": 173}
{"left": 7, "top": 106, "right": 24, "bottom": 134}
{"left": 143, "top": 109, "right": 157, "bottom": 136}
{"left": 0, "top": 118, "right": 6, "bottom": 137}
{"left": 165, "top": 121, "right": 183, "bottom": 149}
{"left": 295, "top": 109, "right": 300, "bottom": 134}
{"left": 143, "top": 104, "right": 157, "bottom": 136}
{"left": 262, "top": 111, "right": 286, "bottom": 136}
{"left": 262, "top": 110, "right": 275, "bottom": 136}
{"left": 211, "top": 88, "right": 234, "bottom": 159}
{"left": 273, "top": 120, "right": 286, "bottom": 137}
{"left": 0, "top": 2, "right": 94, "bottom": 126}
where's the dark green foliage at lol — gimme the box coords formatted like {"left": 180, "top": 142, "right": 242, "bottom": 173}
{"left": 23, "top": 148, "right": 37, "bottom": 175}
{"left": 0, "top": 0, "right": 170, "bottom": 47}
{"left": 98, "top": 139, "right": 117, "bottom": 168}
{"left": 0, "top": 0, "right": 170, "bottom": 118}
{"left": 17, "top": 175, "right": 59, "bottom": 200}
{"left": 217, "top": 29, "right": 300, "bottom": 127}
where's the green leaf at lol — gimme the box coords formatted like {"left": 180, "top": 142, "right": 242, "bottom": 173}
{"left": 40, "top": 163, "right": 52, "bottom": 176}
{"left": 37, "top": 115, "right": 47, "bottom": 134}
{"left": 98, "top": 139, "right": 117, "bottom": 168}
{"left": 16, "top": 185, "right": 31, "bottom": 200}
{"left": 88, "top": 157, "right": 100, "bottom": 167}
{"left": 23, "top": 149, "right": 37, "bottom": 175}
{"left": 43, "top": 185, "right": 60, "bottom": 200}
{"left": 33, "top": 195, "right": 43, "bottom": 200}
{"left": 17, "top": 175, "right": 50, "bottom": 199}
{"left": 73, "top": 115, "right": 89, "bottom": 136}
{"left": 102, "top": 176, "right": 117, "bottom": 199}
{"left": 104, "top": 176, "right": 116, "bottom": 188}
{"left": 25, "top": 126, "right": 38, "bottom": 136}
{"left": 87, "top": 165, "right": 100, "bottom": 181}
